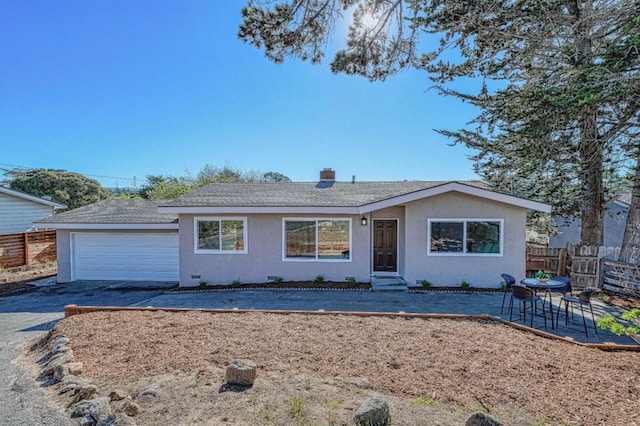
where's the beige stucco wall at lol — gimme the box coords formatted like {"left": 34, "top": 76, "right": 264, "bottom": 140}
{"left": 179, "top": 214, "right": 371, "bottom": 286}
{"left": 403, "top": 192, "right": 526, "bottom": 288}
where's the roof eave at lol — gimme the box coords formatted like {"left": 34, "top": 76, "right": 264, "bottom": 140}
{"left": 33, "top": 223, "right": 179, "bottom": 230}
{"left": 359, "top": 182, "right": 552, "bottom": 213}
{"left": 0, "top": 186, "right": 67, "bottom": 209}
{"left": 157, "top": 206, "right": 361, "bottom": 215}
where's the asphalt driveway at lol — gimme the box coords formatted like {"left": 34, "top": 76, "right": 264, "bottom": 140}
{"left": 0, "top": 278, "right": 176, "bottom": 425}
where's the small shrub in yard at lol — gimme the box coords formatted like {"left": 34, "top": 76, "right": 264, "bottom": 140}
{"left": 231, "top": 279, "right": 241, "bottom": 287}
{"left": 420, "top": 280, "right": 432, "bottom": 289}
{"left": 314, "top": 274, "right": 325, "bottom": 283}
{"left": 410, "top": 394, "right": 439, "bottom": 406}
{"left": 198, "top": 280, "right": 208, "bottom": 288}
{"left": 598, "top": 309, "right": 640, "bottom": 341}
{"left": 460, "top": 280, "right": 471, "bottom": 290}
{"left": 345, "top": 276, "right": 357, "bottom": 284}
{"left": 273, "top": 276, "right": 284, "bottom": 284}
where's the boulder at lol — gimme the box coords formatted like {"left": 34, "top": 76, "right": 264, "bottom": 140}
{"left": 118, "top": 397, "right": 140, "bottom": 417}
{"left": 465, "top": 412, "right": 503, "bottom": 426}
{"left": 98, "top": 413, "right": 137, "bottom": 426}
{"left": 109, "top": 389, "right": 128, "bottom": 401}
{"left": 79, "top": 415, "right": 96, "bottom": 426}
{"left": 53, "top": 337, "right": 70, "bottom": 350}
{"left": 43, "top": 350, "right": 75, "bottom": 375}
{"left": 137, "top": 386, "right": 159, "bottom": 399}
{"left": 73, "top": 385, "right": 98, "bottom": 403}
{"left": 353, "top": 393, "right": 390, "bottom": 426}
{"left": 225, "top": 359, "right": 257, "bottom": 386}
{"left": 66, "top": 361, "right": 84, "bottom": 375}
{"left": 88, "top": 396, "right": 113, "bottom": 423}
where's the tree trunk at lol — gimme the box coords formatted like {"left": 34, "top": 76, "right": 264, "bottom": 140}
{"left": 620, "top": 156, "right": 640, "bottom": 264}
{"left": 578, "top": 107, "right": 605, "bottom": 246}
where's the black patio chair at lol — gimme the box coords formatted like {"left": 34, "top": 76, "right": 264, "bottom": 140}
{"left": 556, "top": 288, "right": 598, "bottom": 337}
{"left": 510, "top": 284, "right": 547, "bottom": 329}
{"left": 500, "top": 273, "right": 516, "bottom": 314}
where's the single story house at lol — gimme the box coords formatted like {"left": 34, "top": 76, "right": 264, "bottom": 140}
{"left": 550, "top": 193, "right": 630, "bottom": 248}
{"left": 0, "top": 186, "right": 66, "bottom": 234}
{"left": 37, "top": 169, "right": 550, "bottom": 287}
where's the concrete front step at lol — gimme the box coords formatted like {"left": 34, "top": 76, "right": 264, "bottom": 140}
{"left": 370, "top": 275, "right": 408, "bottom": 292}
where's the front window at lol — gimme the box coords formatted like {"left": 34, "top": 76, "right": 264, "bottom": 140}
{"left": 284, "top": 219, "right": 351, "bottom": 261}
{"left": 195, "top": 217, "right": 247, "bottom": 254}
{"left": 429, "top": 219, "right": 502, "bottom": 255}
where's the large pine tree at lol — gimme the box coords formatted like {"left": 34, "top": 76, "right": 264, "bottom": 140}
{"left": 240, "top": 0, "right": 640, "bottom": 247}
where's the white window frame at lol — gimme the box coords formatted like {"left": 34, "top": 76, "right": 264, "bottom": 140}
{"left": 427, "top": 218, "right": 504, "bottom": 257}
{"left": 194, "top": 216, "right": 248, "bottom": 254}
{"left": 282, "top": 218, "right": 352, "bottom": 262}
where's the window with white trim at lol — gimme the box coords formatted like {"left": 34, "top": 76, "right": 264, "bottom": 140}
{"left": 428, "top": 219, "right": 503, "bottom": 255}
{"left": 194, "top": 217, "right": 247, "bottom": 254}
{"left": 283, "top": 219, "right": 351, "bottom": 261}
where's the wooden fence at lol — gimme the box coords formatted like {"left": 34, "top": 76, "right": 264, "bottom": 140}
{"left": 526, "top": 244, "right": 626, "bottom": 291}
{"left": 601, "top": 259, "right": 640, "bottom": 298}
{"left": 0, "top": 230, "right": 57, "bottom": 269}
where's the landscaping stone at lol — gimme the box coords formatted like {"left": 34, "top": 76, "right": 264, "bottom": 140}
{"left": 88, "top": 396, "right": 113, "bottom": 423}
{"left": 109, "top": 389, "right": 128, "bottom": 401}
{"left": 465, "top": 411, "right": 503, "bottom": 426}
{"left": 66, "top": 361, "right": 84, "bottom": 375}
{"left": 353, "top": 393, "right": 390, "bottom": 426}
{"left": 137, "top": 386, "right": 159, "bottom": 399}
{"left": 73, "top": 384, "right": 98, "bottom": 403}
{"left": 118, "top": 397, "right": 140, "bottom": 417}
{"left": 225, "top": 359, "right": 257, "bottom": 385}
{"left": 43, "top": 350, "right": 75, "bottom": 375}
{"left": 79, "top": 415, "right": 96, "bottom": 426}
{"left": 98, "top": 413, "right": 137, "bottom": 426}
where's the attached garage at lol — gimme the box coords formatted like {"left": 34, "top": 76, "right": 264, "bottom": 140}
{"left": 71, "top": 232, "right": 178, "bottom": 281}
{"left": 34, "top": 199, "right": 179, "bottom": 283}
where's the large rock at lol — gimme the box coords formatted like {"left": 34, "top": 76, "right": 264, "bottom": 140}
{"left": 97, "top": 413, "right": 137, "bottom": 426}
{"left": 73, "top": 384, "right": 98, "bottom": 403}
{"left": 43, "top": 350, "right": 75, "bottom": 376}
{"left": 117, "top": 397, "right": 140, "bottom": 417}
{"left": 225, "top": 359, "right": 257, "bottom": 386}
{"left": 353, "top": 393, "right": 390, "bottom": 426}
{"left": 465, "top": 412, "right": 503, "bottom": 426}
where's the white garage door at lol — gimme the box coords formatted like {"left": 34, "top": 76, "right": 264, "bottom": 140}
{"left": 72, "top": 233, "right": 179, "bottom": 281}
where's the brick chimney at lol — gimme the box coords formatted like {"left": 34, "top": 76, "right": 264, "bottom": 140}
{"left": 319, "top": 168, "right": 335, "bottom": 182}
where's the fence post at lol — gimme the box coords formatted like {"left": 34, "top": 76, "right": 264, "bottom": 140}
{"left": 23, "top": 232, "right": 30, "bottom": 266}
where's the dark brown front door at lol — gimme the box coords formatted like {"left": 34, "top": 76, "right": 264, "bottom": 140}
{"left": 373, "top": 220, "right": 397, "bottom": 272}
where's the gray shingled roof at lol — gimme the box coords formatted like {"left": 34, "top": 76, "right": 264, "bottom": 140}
{"left": 162, "top": 181, "right": 488, "bottom": 207}
{"left": 37, "top": 199, "right": 177, "bottom": 224}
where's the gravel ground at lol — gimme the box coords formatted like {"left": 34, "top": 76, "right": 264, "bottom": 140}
{"left": 40, "top": 310, "right": 640, "bottom": 425}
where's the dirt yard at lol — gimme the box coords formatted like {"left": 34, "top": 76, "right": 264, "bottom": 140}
{"left": 30, "top": 310, "right": 640, "bottom": 426}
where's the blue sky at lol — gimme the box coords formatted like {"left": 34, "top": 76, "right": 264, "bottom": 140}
{"left": 1, "top": 1, "right": 480, "bottom": 188}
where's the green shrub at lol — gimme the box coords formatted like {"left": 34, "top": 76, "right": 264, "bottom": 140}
{"left": 460, "top": 280, "right": 471, "bottom": 290}
{"left": 345, "top": 276, "right": 357, "bottom": 284}
{"left": 198, "top": 280, "right": 208, "bottom": 287}
{"left": 314, "top": 274, "right": 325, "bottom": 283}
{"left": 420, "top": 280, "right": 432, "bottom": 288}
{"left": 273, "top": 276, "right": 284, "bottom": 284}
{"left": 598, "top": 309, "right": 640, "bottom": 338}
{"left": 231, "top": 279, "right": 241, "bottom": 287}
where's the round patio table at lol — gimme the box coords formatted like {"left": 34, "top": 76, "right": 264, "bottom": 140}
{"left": 520, "top": 278, "right": 566, "bottom": 329}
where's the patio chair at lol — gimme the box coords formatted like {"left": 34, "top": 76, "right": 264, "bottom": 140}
{"left": 500, "top": 273, "right": 516, "bottom": 314}
{"left": 556, "top": 288, "right": 598, "bottom": 337}
{"left": 510, "top": 284, "right": 547, "bottom": 329}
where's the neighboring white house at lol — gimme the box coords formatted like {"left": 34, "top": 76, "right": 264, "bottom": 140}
{"left": 0, "top": 186, "right": 66, "bottom": 234}
{"left": 37, "top": 169, "right": 551, "bottom": 287}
